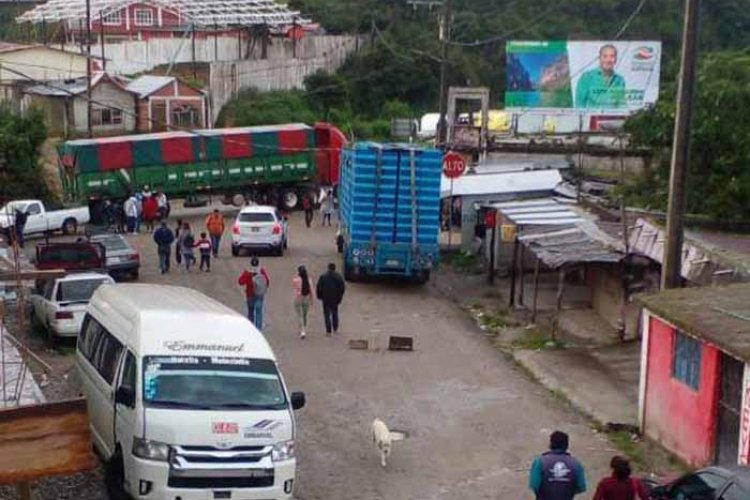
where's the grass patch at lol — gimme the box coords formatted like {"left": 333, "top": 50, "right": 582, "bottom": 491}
{"left": 476, "top": 306, "right": 518, "bottom": 333}
{"left": 511, "top": 326, "right": 563, "bottom": 350}
{"left": 607, "top": 430, "right": 648, "bottom": 471}
{"left": 443, "top": 251, "right": 479, "bottom": 274}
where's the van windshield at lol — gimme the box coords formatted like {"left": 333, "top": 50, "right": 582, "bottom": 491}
{"left": 143, "top": 356, "right": 287, "bottom": 411}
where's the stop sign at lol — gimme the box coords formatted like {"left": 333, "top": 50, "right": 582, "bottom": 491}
{"left": 442, "top": 151, "right": 466, "bottom": 179}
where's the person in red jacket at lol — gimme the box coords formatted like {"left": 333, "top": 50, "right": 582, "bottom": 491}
{"left": 238, "top": 257, "right": 270, "bottom": 331}
{"left": 142, "top": 194, "right": 159, "bottom": 232}
{"left": 593, "top": 456, "right": 647, "bottom": 500}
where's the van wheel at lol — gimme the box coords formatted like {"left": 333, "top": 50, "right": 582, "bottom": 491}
{"left": 105, "top": 449, "right": 130, "bottom": 500}
{"left": 62, "top": 218, "right": 77, "bottom": 235}
{"left": 231, "top": 245, "right": 240, "bottom": 257}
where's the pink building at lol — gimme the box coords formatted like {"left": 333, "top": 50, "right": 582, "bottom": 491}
{"left": 638, "top": 283, "right": 750, "bottom": 467}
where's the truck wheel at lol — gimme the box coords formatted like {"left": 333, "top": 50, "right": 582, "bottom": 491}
{"left": 62, "top": 218, "right": 77, "bottom": 235}
{"left": 413, "top": 270, "right": 430, "bottom": 285}
{"left": 281, "top": 190, "right": 299, "bottom": 211}
{"left": 105, "top": 448, "right": 129, "bottom": 500}
{"left": 344, "top": 264, "right": 357, "bottom": 282}
{"left": 232, "top": 193, "right": 246, "bottom": 207}
{"left": 231, "top": 245, "right": 240, "bottom": 257}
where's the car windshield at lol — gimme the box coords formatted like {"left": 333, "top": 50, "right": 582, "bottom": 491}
{"left": 239, "top": 213, "right": 275, "bottom": 223}
{"left": 57, "top": 278, "right": 109, "bottom": 302}
{"left": 95, "top": 236, "right": 129, "bottom": 252}
{"left": 143, "top": 356, "right": 287, "bottom": 410}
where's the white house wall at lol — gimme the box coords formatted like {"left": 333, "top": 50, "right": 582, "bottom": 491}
{"left": 73, "top": 82, "right": 135, "bottom": 133}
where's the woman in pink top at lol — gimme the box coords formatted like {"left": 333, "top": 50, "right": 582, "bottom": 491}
{"left": 293, "top": 266, "right": 314, "bottom": 338}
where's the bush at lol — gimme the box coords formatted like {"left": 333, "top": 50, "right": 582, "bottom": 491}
{"left": 0, "top": 107, "right": 52, "bottom": 204}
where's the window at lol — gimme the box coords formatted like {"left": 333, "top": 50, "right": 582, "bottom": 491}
{"left": 171, "top": 105, "right": 200, "bottom": 128}
{"left": 134, "top": 9, "right": 153, "bottom": 26}
{"left": 102, "top": 11, "right": 122, "bottom": 25}
{"left": 91, "top": 108, "right": 123, "bottom": 127}
{"left": 239, "top": 212, "right": 275, "bottom": 223}
{"left": 120, "top": 352, "right": 136, "bottom": 391}
{"left": 56, "top": 278, "right": 109, "bottom": 303}
{"left": 721, "top": 483, "right": 749, "bottom": 500}
{"left": 670, "top": 472, "right": 726, "bottom": 499}
{"left": 78, "top": 315, "right": 103, "bottom": 361}
{"left": 93, "top": 333, "right": 123, "bottom": 384}
{"left": 26, "top": 203, "right": 41, "bottom": 215}
{"left": 672, "top": 331, "right": 702, "bottom": 390}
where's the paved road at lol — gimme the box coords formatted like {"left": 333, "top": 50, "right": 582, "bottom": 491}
{"left": 121, "top": 210, "right": 616, "bottom": 500}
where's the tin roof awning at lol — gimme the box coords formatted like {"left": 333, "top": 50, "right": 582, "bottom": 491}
{"left": 518, "top": 221, "right": 625, "bottom": 269}
{"left": 489, "top": 198, "right": 583, "bottom": 226}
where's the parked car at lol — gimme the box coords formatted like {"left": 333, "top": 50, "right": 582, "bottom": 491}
{"left": 34, "top": 242, "right": 106, "bottom": 272}
{"left": 231, "top": 205, "right": 288, "bottom": 256}
{"left": 89, "top": 233, "right": 140, "bottom": 280}
{"left": 647, "top": 466, "right": 750, "bottom": 499}
{"left": 29, "top": 272, "right": 115, "bottom": 340}
{"left": 0, "top": 199, "right": 89, "bottom": 236}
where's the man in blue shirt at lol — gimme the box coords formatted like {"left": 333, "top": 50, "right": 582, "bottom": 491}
{"left": 529, "top": 430, "right": 587, "bottom": 500}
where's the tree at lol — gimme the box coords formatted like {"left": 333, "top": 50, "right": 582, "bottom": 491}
{"left": 0, "top": 107, "right": 51, "bottom": 204}
{"left": 625, "top": 51, "right": 750, "bottom": 220}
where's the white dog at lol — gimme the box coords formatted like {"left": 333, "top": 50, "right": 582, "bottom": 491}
{"left": 371, "top": 418, "right": 392, "bottom": 467}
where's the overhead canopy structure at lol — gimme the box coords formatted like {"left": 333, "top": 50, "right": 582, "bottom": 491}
{"left": 17, "top": 0, "right": 311, "bottom": 28}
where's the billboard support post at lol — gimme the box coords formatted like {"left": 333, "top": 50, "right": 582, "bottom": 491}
{"left": 662, "top": 0, "right": 699, "bottom": 290}
{"left": 437, "top": 0, "right": 451, "bottom": 146}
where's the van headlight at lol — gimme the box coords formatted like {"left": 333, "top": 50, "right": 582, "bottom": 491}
{"left": 271, "top": 440, "right": 295, "bottom": 462}
{"left": 132, "top": 437, "right": 170, "bottom": 461}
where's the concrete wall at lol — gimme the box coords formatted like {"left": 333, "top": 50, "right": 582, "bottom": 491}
{"left": 208, "top": 35, "right": 360, "bottom": 123}
{"left": 0, "top": 47, "right": 89, "bottom": 83}
{"left": 643, "top": 315, "right": 720, "bottom": 467}
{"left": 67, "top": 34, "right": 360, "bottom": 76}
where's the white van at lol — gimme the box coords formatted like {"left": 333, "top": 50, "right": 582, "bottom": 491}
{"left": 74, "top": 284, "right": 305, "bottom": 500}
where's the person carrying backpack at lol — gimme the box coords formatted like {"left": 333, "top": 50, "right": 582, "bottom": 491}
{"left": 152, "top": 221, "right": 175, "bottom": 274}
{"left": 238, "top": 256, "right": 270, "bottom": 331}
{"left": 178, "top": 222, "right": 195, "bottom": 272}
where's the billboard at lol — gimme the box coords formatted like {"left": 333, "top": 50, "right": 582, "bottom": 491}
{"left": 505, "top": 41, "right": 661, "bottom": 112}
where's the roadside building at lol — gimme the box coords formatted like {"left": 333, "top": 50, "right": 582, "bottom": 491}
{"left": 638, "top": 283, "right": 750, "bottom": 468}
{"left": 22, "top": 72, "right": 136, "bottom": 137}
{"left": 0, "top": 42, "right": 95, "bottom": 109}
{"left": 125, "top": 75, "right": 208, "bottom": 132}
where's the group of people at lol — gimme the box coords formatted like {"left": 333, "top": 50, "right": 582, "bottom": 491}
{"left": 530, "top": 431, "right": 647, "bottom": 500}
{"left": 302, "top": 188, "right": 336, "bottom": 228}
{"left": 236, "top": 258, "right": 345, "bottom": 338}
{"left": 152, "top": 209, "right": 225, "bottom": 274}
{"left": 122, "top": 186, "right": 169, "bottom": 234}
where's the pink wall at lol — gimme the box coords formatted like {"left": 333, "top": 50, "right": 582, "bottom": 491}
{"left": 644, "top": 316, "right": 720, "bottom": 467}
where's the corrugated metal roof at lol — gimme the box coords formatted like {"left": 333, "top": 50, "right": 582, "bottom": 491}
{"left": 519, "top": 221, "right": 625, "bottom": 269}
{"left": 125, "top": 75, "right": 174, "bottom": 98}
{"left": 441, "top": 169, "right": 562, "bottom": 198}
{"left": 491, "top": 198, "right": 584, "bottom": 226}
{"left": 636, "top": 283, "right": 750, "bottom": 361}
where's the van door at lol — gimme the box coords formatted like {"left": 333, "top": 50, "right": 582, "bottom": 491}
{"left": 115, "top": 351, "right": 137, "bottom": 492}
{"left": 90, "top": 329, "right": 125, "bottom": 458}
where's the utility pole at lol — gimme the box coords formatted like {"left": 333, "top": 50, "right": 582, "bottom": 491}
{"left": 99, "top": 11, "right": 106, "bottom": 72}
{"left": 437, "top": 0, "right": 451, "bottom": 147}
{"left": 661, "top": 0, "right": 699, "bottom": 290}
{"left": 85, "top": 0, "right": 93, "bottom": 139}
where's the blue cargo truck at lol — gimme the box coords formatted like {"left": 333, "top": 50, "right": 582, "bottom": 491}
{"left": 338, "top": 143, "right": 442, "bottom": 283}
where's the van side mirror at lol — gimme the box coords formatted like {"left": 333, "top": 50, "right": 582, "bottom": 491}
{"left": 290, "top": 392, "right": 305, "bottom": 411}
{"left": 115, "top": 386, "right": 135, "bottom": 408}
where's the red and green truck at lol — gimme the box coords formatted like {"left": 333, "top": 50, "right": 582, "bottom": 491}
{"left": 58, "top": 122, "right": 346, "bottom": 218}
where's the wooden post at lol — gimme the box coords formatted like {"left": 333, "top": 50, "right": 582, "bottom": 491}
{"left": 488, "top": 224, "right": 496, "bottom": 285}
{"left": 99, "top": 11, "right": 106, "bottom": 72}
{"left": 552, "top": 267, "right": 565, "bottom": 341}
{"left": 191, "top": 24, "right": 197, "bottom": 81}
{"left": 518, "top": 245, "right": 526, "bottom": 306}
{"left": 532, "top": 259, "right": 541, "bottom": 323}
{"left": 18, "top": 483, "right": 31, "bottom": 500}
{"left": 508, "top": 237, "right": 519, "bottom": 307}
{"left": 214, "top": 24, "right": 218, "bottom": 61}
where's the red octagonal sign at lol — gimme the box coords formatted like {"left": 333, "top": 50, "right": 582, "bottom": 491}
{"left": 442, "top": 151, "right": 466, "bottom": 179}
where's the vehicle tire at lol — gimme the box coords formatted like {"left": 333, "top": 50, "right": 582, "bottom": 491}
{"left": 283, "top": 237, "right": 288, "bottom": 250}
{"left": 29, "top": 309, "right": 44, "bottom": 337}
{"left": 344, "top": 263, "right": 357, "bottom": 282}
{"left": 105, "top": 448, "right": 129, "bottom": 500}
{"left": 62, "top": 218, "right": 77, "bottom": 235}
{"left": 231, "top": 245, "right": 240, "bottom": 257}
{"left": 130, "top": 269, "right": 139, "bottom": 281}
{"left": 232, "top": 193, "right": 246, "bottom": 207}
{"left": 412, "top": 270, "right": 430, "bottom": 285}
{"left": 274, "top": 245, "right": 284, "bottom": 257}
{"left": 281, "top": 189, "right": 299, "bottom": 211}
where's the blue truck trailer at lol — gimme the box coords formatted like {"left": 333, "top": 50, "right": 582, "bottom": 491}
{"left": 338, "top": 143, "right": 442, "bottom": 283}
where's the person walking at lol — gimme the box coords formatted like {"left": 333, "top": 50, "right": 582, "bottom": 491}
{"left": 293, "top": 265, "right": 314, "bottom": 338}
{"left": 592, "top": 457, "right": 647, "bottom": 500}
{"left": 156, "top": 190, "right": 169, "bottom": 220}
{"left": 178, "top": 222, "right": 195, "bottom": 272}
{"left": 204, "top": 209, "right": 225, "bottom": 257}
{"left": 316, "top": 262, "right": 345, "bottom": 336}
{"left": 320, "top": 189, "right": 334, "bottom": 227}
{"left": 174, "top": 218, "right": 184, "bottom": 266}
{"left": 195, "top": 232, "right": 212, "bottom": 272}
{"left": 13, "top": 207, "right": 28, "bottom": 249}
{"left": 302, "top": 193, "right": 314, "bottom": 228}
{"left": 152, "top": 221, "right": 175, "bottom": 274}
{"left": 529, "top": 431, "right": 587, "bottom": 500}
{"left": 238, "top": 257, "right": 270, "bottom": 332}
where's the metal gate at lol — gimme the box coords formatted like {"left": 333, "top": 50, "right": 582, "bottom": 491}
{"left": 716, "top": 353, "right": 744, "bottom": 466}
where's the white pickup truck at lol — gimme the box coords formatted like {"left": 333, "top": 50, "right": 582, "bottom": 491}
{"left": 0, "top": 199, "right": 90, "bottom": 236}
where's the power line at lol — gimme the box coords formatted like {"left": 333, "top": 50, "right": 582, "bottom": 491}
{"left": 448, "top": 4, "right": 555, "bottom": 47}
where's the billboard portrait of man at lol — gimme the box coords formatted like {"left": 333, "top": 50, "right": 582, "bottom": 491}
{"left": 575, "top": 44, "right": 626, "bottom": 109}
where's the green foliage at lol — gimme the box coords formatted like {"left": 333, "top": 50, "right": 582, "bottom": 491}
{"left": 624, "top": 51, "right": 750, "bottom": 220}
{"left": 0, "top": 107, "right": 51, "bottom": 204}
{"left": 216, "top": 88, "right": 318, "bottom": 127}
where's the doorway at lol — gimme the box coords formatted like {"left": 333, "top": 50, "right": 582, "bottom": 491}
{"left": 715, "top": 353, "right": 744, "bottom": 466}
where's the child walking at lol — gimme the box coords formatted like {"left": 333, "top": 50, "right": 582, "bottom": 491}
{"left": 196, "top": 232, "right": 212, "bottom": 272}
{"left": 293, "top": 265, "right": 314, "bottom": 339}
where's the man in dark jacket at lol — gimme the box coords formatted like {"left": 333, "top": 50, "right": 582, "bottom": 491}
{"left": 153, "top": 221, "right": 175, "bottom": 274}
{"left": 316, "top": 262, "right": 345, "bottom": 335}
{"left": 14, "top": 208, "right": 28, "bottom": 249}
{"left": 529, "top": 431, "right": 587, "bottom": 500}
